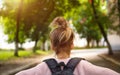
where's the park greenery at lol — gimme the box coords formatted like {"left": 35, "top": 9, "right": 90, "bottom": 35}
{"left": 0, "top": 0, "right": 120, "bottom": 57}
{"left": 0, "top": 49, "right": 51, "bottom": 60}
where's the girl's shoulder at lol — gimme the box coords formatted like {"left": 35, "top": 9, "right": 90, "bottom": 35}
{"left": 15, "top": 62, "right": 48, "bottom": 75}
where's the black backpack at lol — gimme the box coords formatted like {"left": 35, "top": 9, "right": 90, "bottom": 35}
{"left": 44, "top": 57, "right": 85, "bottom": 75}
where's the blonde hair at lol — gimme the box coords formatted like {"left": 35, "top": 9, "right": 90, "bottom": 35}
{"left": 50, "top": 17, "right": 74, "bottom": 54}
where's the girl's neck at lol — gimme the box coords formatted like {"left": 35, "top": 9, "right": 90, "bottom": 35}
{"left": 56, "top": 52, "right": 70, "bottom": 59}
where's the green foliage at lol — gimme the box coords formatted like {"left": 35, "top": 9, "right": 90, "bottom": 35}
{"left": 1, "top": 0, "right": 55, "bottom": 53}
{"left": 65, "top": 0, "right": 111, "bottom": 47}
{"left": 0, "top": 50, "right": 32, "bottom": 60}
{"left": 108, "top": 0, "right": 120, "bottom": 35}
{"left": 74, "top": 46, "right": 107, "bottom": 50}
{"left": 0, "top": 0, "right": 114, "bottom": 50}
{"left": 22, "top": 0, "right": 54, "bottom": 40}
{"left": 0, "top": 0, "right": 26, "bottom": 45}
{"left": 0, "top": 50, "right": 51, "bottom": 61}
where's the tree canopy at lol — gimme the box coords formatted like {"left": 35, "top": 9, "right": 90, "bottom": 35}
{"left": 0, "top": 0, "right": 119, "bottom": 55}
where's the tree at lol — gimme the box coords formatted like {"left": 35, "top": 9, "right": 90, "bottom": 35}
{"left": 63, "top": 0, "right": 112, "bottom": 52}
{"left": 1, "top": 0, "right": 24, "bottom": 56}
{"left": 1, "top": 0, "right": 55, "bottom": 54}
{"left": 14, "top": 0, "right": 23, "bottom": 56}
{"left": 40, "top": 26, "right": 50, "bottom": 51}
{"left": 91, "top": 0, "right": 113, "bottom": 55}
{"left": 21, "top": 0, "right": 55, "bottom": 53}
{"left": 66, "top": 1, "right": 103, "bottom": 48}
{"left": 108, "top": 0, "right": 120, "bottom": 35}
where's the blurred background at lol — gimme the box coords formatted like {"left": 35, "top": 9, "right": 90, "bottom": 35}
{"left": 0, "top": 0, "right": 120, "bottom": 74}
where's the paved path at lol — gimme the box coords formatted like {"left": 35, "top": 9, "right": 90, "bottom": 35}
{"left": 71, "top": 48, "right": 120, "bottom": 73}
{"left": 2, "top": 48, "right": 120, "bottom": 75}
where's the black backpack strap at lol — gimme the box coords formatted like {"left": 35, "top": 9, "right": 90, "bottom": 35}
{"left": 43, "top": 58, "right": 61, "bottom": 73}
{"left": 66, "top": 57, "right": 85, "bottom": 72}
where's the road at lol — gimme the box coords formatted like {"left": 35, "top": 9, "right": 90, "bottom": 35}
{"left": 71, "top": 48, "right": 120, "bottom": 73}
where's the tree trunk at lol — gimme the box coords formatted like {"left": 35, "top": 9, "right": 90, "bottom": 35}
{"left": 86, "top": 38, "right": 90, "bottom": 48}
{"left": 14, "top": 0, "right": 23, "bottom": 56}
{"left": 96, "top": 40, "right": 99, "bottom": 47}
{"left": 33, "top": 39, "right": 38, "bottom": 53}
{"left": 118, "top": 0, "right": 120, "bottom": 24}
{"left": 102, "top": 39, "right": 106, "bottom": 47}
{"left": 91, "top": 40, "right": 95, "bottom": 48}
{"left": 91, "top": 0, "right": 113, "bottom": 55}
{"left": 14, "top": 42, "right": 19, "bottom": 56}
{"left": 20, "top": 43, "right": 23, "bottom": 48}
{"left": 42, "top": 40, "right": 46, "bottom": 51}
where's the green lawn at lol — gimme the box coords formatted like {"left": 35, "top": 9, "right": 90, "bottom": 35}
{"left": 74, "top": 46, "right": 107, "bottom": 50}
{"left": 0, "top": 50, "right": 51, "bottom": 61}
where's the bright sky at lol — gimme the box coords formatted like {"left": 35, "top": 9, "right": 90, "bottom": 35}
{"left": 0, "top": 26, "right": 13, "bottom": 49}
{"left": 0, "top": 26, "right": 35, "bottom": 49}
{"left": 69, "top": 20, "right": 87, "bottom": 47}
{"left": 74, "top": 33, "right": 87, "bottom": 47}
{"left": 0, "top": 0, "right": 3, "bottom": 8}
{"left": 0, "top": 26, "right": 15, "bottom": 49}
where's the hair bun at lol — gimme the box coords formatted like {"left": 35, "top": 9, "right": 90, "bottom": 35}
{"left": 50, "top": 17, "right": 68, "bottom": 29}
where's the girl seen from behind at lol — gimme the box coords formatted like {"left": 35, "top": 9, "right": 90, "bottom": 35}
{"left": 16, "top": 17, "right": 120, "bottom": 75}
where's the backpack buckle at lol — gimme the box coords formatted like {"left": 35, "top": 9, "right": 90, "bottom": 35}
{"left": 57, "top": 62, "right": 66, "bottom": 67}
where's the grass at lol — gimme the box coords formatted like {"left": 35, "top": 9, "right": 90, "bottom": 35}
{"left": 0, "top": 50, "right": 51, "bottom": 61}
{"left": 74, "top": 46, "right": 107, "bottom": 50}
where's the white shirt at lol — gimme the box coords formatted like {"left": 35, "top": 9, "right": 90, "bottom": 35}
{"left": 15, "top": 58, "right": 120, "bottom": 75}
